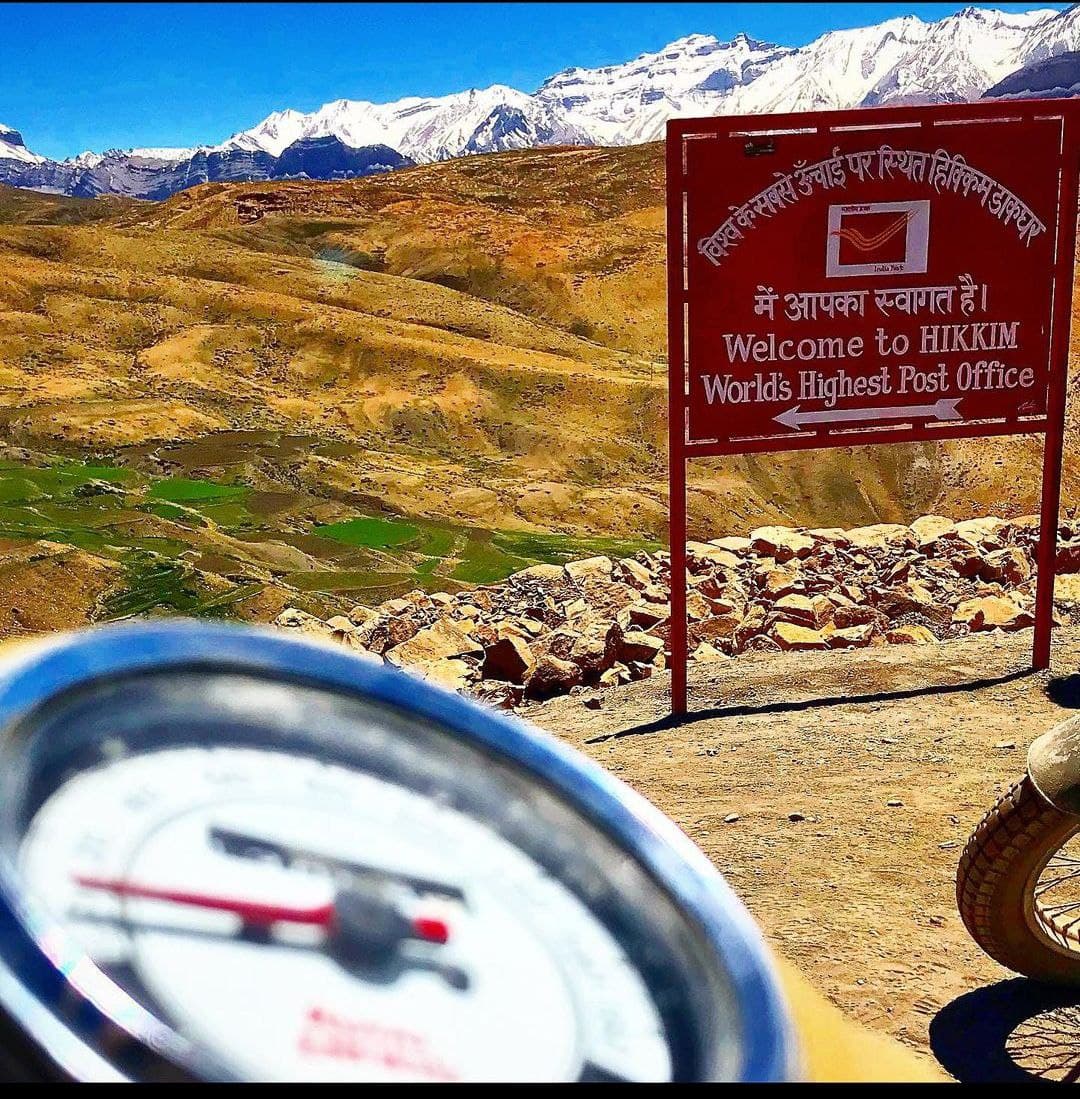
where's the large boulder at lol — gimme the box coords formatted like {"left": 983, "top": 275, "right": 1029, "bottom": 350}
{"left": 826, "top": 623, "right": 875, "bottom": 648}
{"left": 471, "top": 680, "right": 522, "bottom": 710}
{"left": 1058, "top": 540, "right": 1080, "bottom": 573}
{"left": 688, "top": 613, "right": 741, "bottom": 646}
{"left": 386, "top": 617, "right": 482, "bottom": 665}
{"left": 510, "top": 562, "right": 565, "bottom": 584}
{"left": 628, "top": 602, "right": 668, "bottom": 629}
{"left": 481, "top": 634, "right": 536, "bottom": 684}
{"left": 275, "top": 607, "right": 333, "bottom": 637}
{"left": 709, "top": 535, "right": 752, "bottom": 554}
{"left": 506, "top": 562, "right": 578, "bottom": 608}
{"left": 749, "top": 526, "right": 815, "bottom": 562}
{"left": 807, "top": 527, "right": 851, "bottom": 547}
{"left": 772, "top": 592, "right": 834, "bottom": 629}
{"left": 769, "top": 621, "right": 829, "bottom": 650}
{"left": 568, "top": 621, "right": 623, "bottom": 677}
{"left": 569, "top": 567, "right": 638, "bottom": 619}
{"left": 910, "top": 515, "right": 955, "bottom": 550}
{"left": 618, "top": 630, "right": 665, "bottom": 665}
{"left": 886, "top": 624, "right": 937, "bottom": 644}
{"left": 952, "top": 595, "right": 1033, "bottom": 631}
{"left": 733, "top": 605, "right": 768, "bottom": 650}
{"left": 408, "top": 658, "right": 475, "bottom": 693}
{"left": 618, "top": 558, "right": 653, "bottom": 589}
{"left": 686, "top": 542, "right": 743, "bottom": 572}
{"left": 870, "top": 583, "right": 937, "bottom": 620}
{"left": 845, "top": 524, "right": 915, "bottom": 552}
{"left": 979, "top": 547, "right": 1031, "bottom": 585}
{"left": 691, "top": 641, "right": 728, "bottom": 663}
{"left": 831, "top": 604, "right": 888, "bottom": 633}
{"left": 599, "top": 663, "right": 632, "bottom": 687}
{"left": 346, "top": 604, "right": 376, "bottom": 627}
{"left": 758, "top": 564, "right": 801, "bottom": 599}
{"left": 1054, "top": 573, "right": 1080, "bottom": 604}
{"left": 565, "top": 555, "right": 613, "bottom": 584}
{"left": 540, "top": 627, "right": 577, "bottom": 662}
{"left": 352, "top": 609, "right": 431, "bottom": 654}
{"left": 524, "top": 655, "right": 583, "bottom": 701}
{"left": 952, "top": 516, "right": 1006, "bottom": 551}
{"left": 639, "top": 581, "right": 669, "bottom": 604}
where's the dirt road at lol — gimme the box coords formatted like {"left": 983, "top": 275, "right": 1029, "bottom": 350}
{"left": 533, "top": 628, "right": 1080, "bottom": 1080}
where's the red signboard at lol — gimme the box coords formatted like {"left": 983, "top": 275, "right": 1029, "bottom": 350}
{"left": 667, "top": 100, "right": 1080, "bottom": 714}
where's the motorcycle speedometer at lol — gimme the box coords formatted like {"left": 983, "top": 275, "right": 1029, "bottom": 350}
{"left": 0, "top": 622, "right": 795, "bottom": 1082}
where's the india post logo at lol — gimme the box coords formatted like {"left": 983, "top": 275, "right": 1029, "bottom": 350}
{"left": 825, "top": 199, "right": 930, "bottom": 277}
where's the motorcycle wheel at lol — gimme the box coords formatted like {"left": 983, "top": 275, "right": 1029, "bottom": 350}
{"left": 957, "top": 776, "right": 1080, "bottom": 984}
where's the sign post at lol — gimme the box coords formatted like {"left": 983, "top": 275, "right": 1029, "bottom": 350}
{"left": 667, "top": 101, "right": 1080, "bottom": 716}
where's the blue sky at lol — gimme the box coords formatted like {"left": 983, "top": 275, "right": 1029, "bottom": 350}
{"left": 3, "top": 2, "right": 1070, "bottom": 159}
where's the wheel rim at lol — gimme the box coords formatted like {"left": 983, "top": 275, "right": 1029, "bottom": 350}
{"left": 1032, "top": 830, "right": 1080, "bottom": 953}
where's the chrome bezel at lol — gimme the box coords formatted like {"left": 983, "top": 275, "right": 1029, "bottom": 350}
{"left": 0, "top": 620, "right": 797, "bottom": 1081}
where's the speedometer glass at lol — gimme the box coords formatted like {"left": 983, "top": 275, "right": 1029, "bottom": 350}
{"left": 0, "top": 624, "right": 793, "bottom": 1082}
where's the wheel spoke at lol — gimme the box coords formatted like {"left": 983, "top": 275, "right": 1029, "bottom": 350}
{"left": 1039, "top": 898, "right": 1080, "bottom": 918}
{"left": 1036, "top": 866, "right": 1080, "bottom": 896}
{"left": 1045, "top": 848, "right": 1080, "bottom": 866}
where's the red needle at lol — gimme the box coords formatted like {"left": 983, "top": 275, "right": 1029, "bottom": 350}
{"left": 73, "top": 873, "right": 335, "bottom": 928}
{"left": 73, "top": 873, "right": 450, "bottom": 943}
{"left": 412, "top": 915, "right": 450, "bottom": 945}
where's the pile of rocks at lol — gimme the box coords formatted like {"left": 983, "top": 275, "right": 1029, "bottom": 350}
{"left": 274, "top": 513, "right": 1080, "bottom": 708}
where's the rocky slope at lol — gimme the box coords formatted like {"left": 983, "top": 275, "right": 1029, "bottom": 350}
{"left": 275, "top": 512, "right": 1080, "bottom": 708}
{"left": 4, "top": 5, "right": 1080, "bottom": 199}
{"left": 4, "top": 143, "right": 1079, "bottom": 553}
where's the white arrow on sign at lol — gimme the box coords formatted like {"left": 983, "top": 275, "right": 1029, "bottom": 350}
{"left": 772, "top": 397, "right": 962, "bottom": 432}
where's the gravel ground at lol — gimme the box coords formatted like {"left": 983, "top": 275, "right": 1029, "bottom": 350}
{"left": 532, "top": 627, "right": 1080, "bottom": 1081}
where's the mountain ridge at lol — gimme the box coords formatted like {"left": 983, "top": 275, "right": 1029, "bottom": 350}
{"left": 2, "top": 4, "right": 1079, "bottom": 199}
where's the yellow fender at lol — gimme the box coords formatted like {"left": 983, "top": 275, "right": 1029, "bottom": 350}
{"left": 775, "top": 958, "right": 947, "bottom": 1082}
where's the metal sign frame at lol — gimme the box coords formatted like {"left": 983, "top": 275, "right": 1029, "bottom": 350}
{"left": 667, "top": 100, "right": 1080, "bottom": 715}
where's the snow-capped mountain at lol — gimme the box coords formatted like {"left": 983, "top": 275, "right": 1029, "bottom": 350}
{"left": 220, "top": 87, "right": 589, "bottom": 161}
{"left": 535, "top": 32, "right": 797, "bottom": 145}
{"left": 1015, "top": 0, "right": 1080, "bottom": 60}
{"left": 3, "top": 5, "right": 1079, "bottom": 200}
{"left": 0, "top": 124, "right": 46, "bottom": 165}
{"left": 535, "top": 5, "right": 1062, "bottom": 133}
{"left": 0, "top": 138, "right": 411, "bottom": 200}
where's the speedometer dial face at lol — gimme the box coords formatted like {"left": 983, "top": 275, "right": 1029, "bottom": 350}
{"left": 20, "top": 746, "right": 668, "bottom": 1082}
{"left": 0, "top": 663, "right": 757, "bottom": 1082}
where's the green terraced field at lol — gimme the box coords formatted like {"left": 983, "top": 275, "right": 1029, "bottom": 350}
{"left": 0, "top": 446, "right": 661, "bottom": 617}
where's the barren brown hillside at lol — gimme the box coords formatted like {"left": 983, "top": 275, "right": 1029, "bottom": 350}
{"left": 0, "top": 144, "right": 1078, "bottom": 623}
